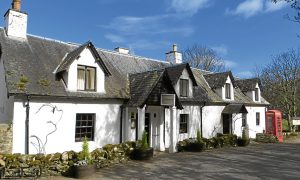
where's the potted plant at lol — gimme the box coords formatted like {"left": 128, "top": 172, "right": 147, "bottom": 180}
{"left": 73, "top": 137, "right": 96, "bottom": 179}
{"left": 132, "top": 131, "right": 154, "bottom": 160}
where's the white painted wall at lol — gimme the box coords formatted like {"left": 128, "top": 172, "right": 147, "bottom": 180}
{"left": 177, "top": 106, "right": 201, "bottom": 141}
{"left": 246, "top": 106, "right": 266, "bottom": 138}
{"left": 67, "top": 48, "right": 105, "bottom": 93}
{"left": 4, "top": 10, "right": 27, "bottom": 39}
{"left": 0, "top": 60, "right": 14, "bottom": 124}
{"left": 174, "top": 69, "right": 193, "bottom": 98}
{"left": 127, "top": 107, "right": 137, "bottom": 141}
{"left": 12, "top": 99, "right": 122, "bottom": 154}
{"left": 215, "top": 76, "right": 234, "bottom": 101}
{"left": 202, "top": 106, "right": 225, "bottom": 138}
{"left": 245, "top": 83, "right": 261, "bottom": 102}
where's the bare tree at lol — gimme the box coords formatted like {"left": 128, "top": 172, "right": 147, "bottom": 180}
{"left": 272, "top": 0, "right": 300, "bottom": 23}
{"left": 182, "top": 44, "right": 225, "bottom": 72}
{"left": 256, "top": 49, "right": 300, "bottom": 131}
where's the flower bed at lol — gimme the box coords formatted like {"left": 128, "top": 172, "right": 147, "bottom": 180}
{"left": 255, "top": 133, "right": 278, "bottom": 143}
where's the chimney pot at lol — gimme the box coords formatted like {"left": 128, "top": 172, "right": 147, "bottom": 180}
{"left": 12, "top": 0, "right": 21, "bottom": 11}
{"left": 173, "top": 44, "right": 177, "bottom": 52}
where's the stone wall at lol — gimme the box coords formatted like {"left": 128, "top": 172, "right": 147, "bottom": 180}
{"left": 0, "top": 124, "right": 13, "bottom": 154}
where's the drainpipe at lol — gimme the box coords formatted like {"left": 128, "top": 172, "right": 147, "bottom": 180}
{"left": 200, "top": 102, "right": 206, "bottom": 138}
{"left": 25, "top": 95, "right": 30, "bottom": 154}
{"left": 119, "top": 105, "right": 124, "bottom": 144}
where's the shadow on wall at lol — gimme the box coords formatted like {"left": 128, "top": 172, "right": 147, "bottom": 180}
{"left": 30, "top": 104, "right": 63, "bottom": 154}
{"left": 94, "top": 104, "right": 121, "bottom": 147}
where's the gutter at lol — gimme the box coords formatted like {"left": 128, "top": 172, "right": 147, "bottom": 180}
{"left": 25, "top": 95, "right": 30, "bottom": 154}
{"left": 119, "top": 105, "right": 124, "bottom": 143}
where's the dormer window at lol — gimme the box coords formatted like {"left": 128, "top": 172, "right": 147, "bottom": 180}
{"left": 180, "top": 79, "right": 189, "bottom": 97}
{"left": 77, "top": 65, "right": 96, "bottom": 91}
{"left": 255, "top": 88, "right": 259, "bottom": 101}
{"left": 225, "top": 83, "right": 231, "bottom": 99}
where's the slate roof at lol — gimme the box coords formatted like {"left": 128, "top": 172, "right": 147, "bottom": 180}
{"left": 222, "top": 104, "right": 248, "bottom": 114}
{"left": 165, "top": 63, "right": 197, "bottom": 86}
{"left": 128, "top": 69, "right": 183, "bottom": 108}
{"left": 204, "top": 71, "right": 235, "bottom": 89}
{"left": 235, "top": 78, "right": 261, "bottom": 92}
{"left": 55, "top": 41, "right": 111, "bottom": 76}
{"left": 0, "top": 27, "right": 269, "bottom": 106}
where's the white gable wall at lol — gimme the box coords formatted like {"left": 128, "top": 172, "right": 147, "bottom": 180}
{"left": 12, "top": 99, "right": 122, "bottom": 154}
{"left": 0, "top": 60, "right": 14, "bottom": 124}
{"left": 67, "top": 48, "right": 105, "bottom": 93}
{"left": 214, "top": 76, "right": 234, "bottom": 101}
{"left": 174, "top": 69, "right": 193, "bottom": 97}
{"left": 246, "top": 83, "right": 261, "bottom": 102}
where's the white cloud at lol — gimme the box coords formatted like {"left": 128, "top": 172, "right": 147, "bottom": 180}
{"left": 103, "top": 15, "right": 193, "bottom": 36}
{"left": 236, "top": 71, "right": 253, "bottom": 78}
{"left": 170, "top": 0, "right": 211, "bottom": 15}
{"left": 227, "top": 0, "right": 264, "bottom": 18}
{"left": 104, "top": 34, "right": 125, "bottom": 43}
{"left": 212, "top": 45, "right": 228, "bottom": 56}
{"left": 223, "top": 60, "right": 237, "bottom": 69}
{"left": 227, "top": 0, "right": 287, "bottom": 18}
{"left": 265, "top": 1, "right": 287, "bottom": 12}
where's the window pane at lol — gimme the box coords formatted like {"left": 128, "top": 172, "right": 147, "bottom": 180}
{"left": 255, "top": 88, "right": 259, "bottom": 101}
{"left": 75, "top": 113, "right": 95, "bottom": 142}
{"left": 77, "top": 68, "right": 85, "bottom": 90}
{"left": 180, "top": 79, "right": 188, "bottom": 97}
{"left": 86, "top": 67, "right": 95, "bottom": 90}
{"left": 225, "top": 83, "right": 231, "bottom": 99}
{"left": 179, "top": 114, "right": 188, "bottom": 133}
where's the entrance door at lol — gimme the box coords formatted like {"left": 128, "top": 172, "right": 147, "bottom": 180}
{"left": 145, "top": 113, "right": 151, "bottom": 144}
{"left": 223, "top": 114, "right": 232, "bottom": 134}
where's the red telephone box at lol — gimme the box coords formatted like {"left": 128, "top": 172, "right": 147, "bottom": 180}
{"left": 266, "top": 110, "right": 283, "bottom": 142}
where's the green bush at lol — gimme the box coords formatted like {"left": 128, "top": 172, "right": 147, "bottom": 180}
{"left": 237, "top": 129, "right": 250, "bottom": 147}
{"left": 256, "top": 133, "right": 278, "bottom": 143}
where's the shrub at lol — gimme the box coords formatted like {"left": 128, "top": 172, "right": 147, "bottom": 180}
{"left": 256, "top": 133, "right": 278, "bottom": 143}
{"left": 140, "top": 131, "right": 149, "bottom": 150}
{"left": 237, "top": 129, "right": 250, "bottom": 147}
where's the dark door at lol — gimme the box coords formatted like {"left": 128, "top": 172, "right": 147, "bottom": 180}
{"left": 223, "top": 114, "right": 232, "bottom": 134}
{"left": 145, "top": 113, "right": 151, "bottom": 144}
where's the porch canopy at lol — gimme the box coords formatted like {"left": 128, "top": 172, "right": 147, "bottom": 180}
{"left": 222, "top": 104, "right": 248, "bottom": 114}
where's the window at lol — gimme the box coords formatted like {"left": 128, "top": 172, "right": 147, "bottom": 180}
{"left": 179, "top": 114, "right": 188, "bottom": 133}
{"left": 75, "top": 113, "right": 95, "bottom": 142}
{"left": 77, "top": 65, "right": 96, "bottom": 91}
{"left": 256, "top": 112, "right": 260, "bottom": 126}
{"left": 242, "top": 113, "right": 247, "bottom": 127}
{"left": 225, "top": 83, "right": 231, "bottom": 99}
{"left": 180, "top": 79, "right": 189, "bottom": 97}
{"left": 255, "top": 88, "right": 259, "bottom": 101}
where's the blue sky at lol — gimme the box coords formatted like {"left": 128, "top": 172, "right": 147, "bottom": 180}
{"left": 1, "top": 0, "right": 299, "bottom": 77}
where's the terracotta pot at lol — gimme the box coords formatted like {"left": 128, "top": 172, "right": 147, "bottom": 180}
{"left": 74, "top": 164, "right": 96, "bottom": 179}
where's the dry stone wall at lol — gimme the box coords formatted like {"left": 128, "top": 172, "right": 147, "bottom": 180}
{"left": 0, "top": 124, "right": 13, "bottom": 154}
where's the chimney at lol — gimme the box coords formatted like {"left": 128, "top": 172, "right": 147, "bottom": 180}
{"left": 166, "top": 44, "right": 182, "bottom": 64}
{"left": 12, "top": 0, "right": 21, "bottom": 11}
{"left": 114, "top": 47, "right": 130, "bottom": 54}
{"left": 4, "top": 0, "right": 28, "bottom": 39}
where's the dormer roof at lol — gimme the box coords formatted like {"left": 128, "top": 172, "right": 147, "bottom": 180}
{"left": 165, "top": 63, "right": 197, "bottom": 86}
{"left": 235, "top": 78, "right": 262, "bottom": 92}
{"left": 204, "top": 71, "right": 235, "bottom": 89}
{"left": 54, "top": 41, "right": 111, "bottom": 76}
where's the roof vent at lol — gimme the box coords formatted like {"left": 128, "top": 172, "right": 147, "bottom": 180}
{"left": 114, "top": 47, "right": 130, "bottom": 54}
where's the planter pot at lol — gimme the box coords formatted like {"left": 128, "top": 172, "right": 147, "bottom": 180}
{"left": 132, "top": 148, "right": 154, "bottom": 160}
{"left": 186, "top": 142, "right": 205, "bottom": 152}
{"left": 74, "top": 164, "right": 96, "bottom": 179}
